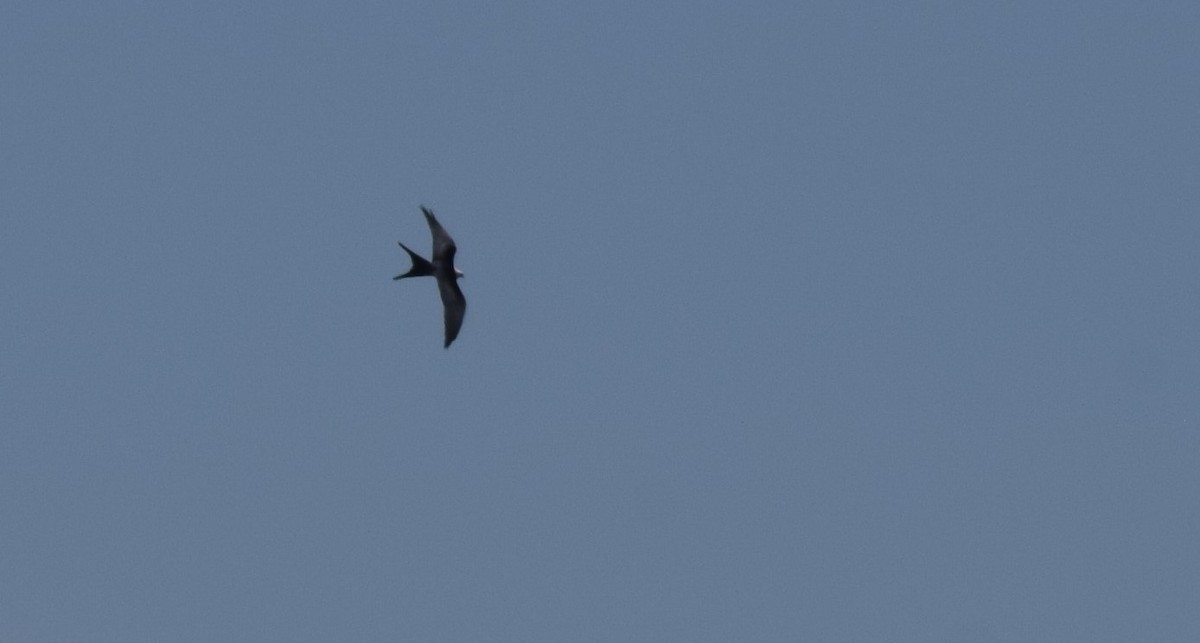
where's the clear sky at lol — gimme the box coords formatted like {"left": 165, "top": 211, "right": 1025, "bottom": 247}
{"left": 3, "top": 2, "right": 1198, "bottom": 641}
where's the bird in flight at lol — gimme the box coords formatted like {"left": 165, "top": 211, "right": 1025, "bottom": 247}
{"left": 394, "top": 206, "right": 466, "bottom": 348}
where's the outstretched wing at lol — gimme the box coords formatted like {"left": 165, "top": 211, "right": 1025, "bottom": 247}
{"left": 421, "top": 206, "right": 457, "bottom": 267}
{"left": 438, "top": 277, "right": 467, "bottom": 348}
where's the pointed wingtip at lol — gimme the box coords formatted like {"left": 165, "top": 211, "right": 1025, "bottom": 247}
{"left": 421, "top": 206, "right": 440, "bottom": 230}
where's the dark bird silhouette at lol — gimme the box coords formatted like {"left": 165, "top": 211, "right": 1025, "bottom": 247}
{"left": 394, "top": 206, "right": 466, "bottom": 348}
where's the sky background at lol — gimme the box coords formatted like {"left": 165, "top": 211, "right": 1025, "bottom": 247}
{"left": 2, "top": 1, "right": 1199, "bottom": 641}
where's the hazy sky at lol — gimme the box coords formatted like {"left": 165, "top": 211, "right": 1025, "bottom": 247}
{"left": 3, "top": 2, "right": 1198, "bottom": 641}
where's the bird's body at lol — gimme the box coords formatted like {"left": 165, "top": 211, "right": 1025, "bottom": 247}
{"left": 394, "top": 207, "right": 466, "bottom": 348}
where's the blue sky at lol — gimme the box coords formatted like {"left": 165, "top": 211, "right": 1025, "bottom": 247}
{"left": 3, "top": 1, "right": 1198, "bottom": 640}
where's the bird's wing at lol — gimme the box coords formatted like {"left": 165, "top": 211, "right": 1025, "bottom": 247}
{"left": 437, "top": 276, "right": 467, "bottom": 348}
{"left": 421, "top": 206, "right": 457, "bottom": 265}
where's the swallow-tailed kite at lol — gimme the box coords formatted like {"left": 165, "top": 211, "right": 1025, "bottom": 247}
{"left": 394, "top": 206, "right": 466, "bottom": 348}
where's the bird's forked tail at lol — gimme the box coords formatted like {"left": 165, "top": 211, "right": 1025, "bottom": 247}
{"left": 394, "top": 242, "right": 435, "bottom": 280}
